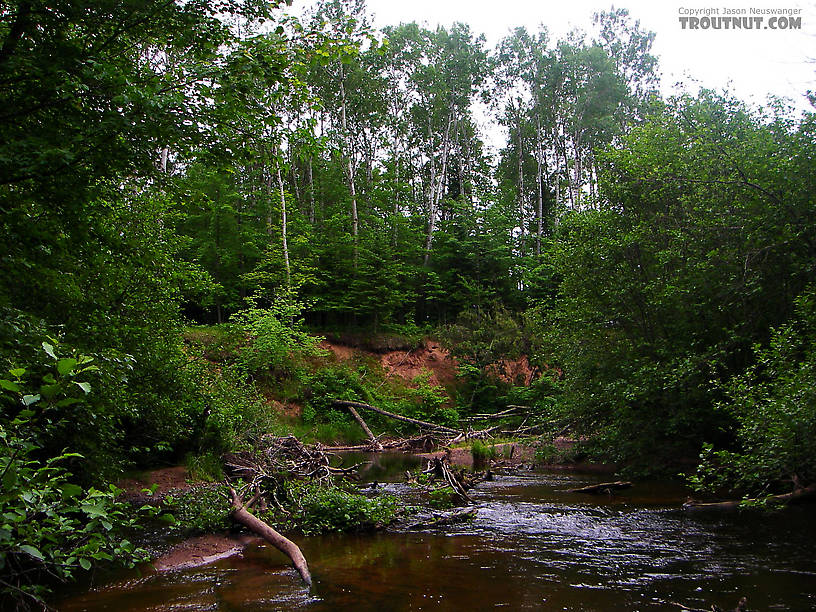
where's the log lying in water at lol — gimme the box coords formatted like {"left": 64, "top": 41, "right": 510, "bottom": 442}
{"left": 568, "top": 481, "right": 632, "bottom": 495}
{"left": 228, "top": 487, "right": 312, "bottom": 586}
{"left": 410, "top": 507, "right": 477, "bottom": 529}
{"left": 684, "top": 484, "right": 816, "bottom": 511}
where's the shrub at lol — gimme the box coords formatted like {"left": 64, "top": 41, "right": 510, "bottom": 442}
{"left": 0, "top": 388, "right": 154, "bottom": 609}
{"left": 271, "top": 482, "right": 399, "bottom": 535}
{"left": 163, "top": 485, "right": 232, "bottom": 535}
{"left": 428, "top": 487, "right": 456, "bottom": 509}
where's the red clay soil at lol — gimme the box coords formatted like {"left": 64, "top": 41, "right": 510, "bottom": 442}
{"left": 380, "top": 339, "right": 458, "bottom": 388}
{"left": 267, "top": 398, "right": 303, "bottom": 418}
{"left": 319, "top": 339, "right": 357, "bottom": 361}
{"left": 488, "top": 355, "right": 539, "bottom": 386}
{"left": 152, "top": 533, "right": 258, "bottom": 572}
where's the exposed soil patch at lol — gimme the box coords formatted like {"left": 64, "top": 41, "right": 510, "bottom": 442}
{"left": 488, "top": 355, "right": 539, "bottom": 386}
{"left": 118, "top": 466, "right": 194, "bottom": 502}
{"left": 268, "top": 398, "right": 303, "bottom": 418}
{"left": 380, "top": 339, "right": 457, "bottom": 388}
{"left": 152, "top": 533, "right": 258, "bottom": 572}
{"left": 319, "top": 339, "right": 357, "bottom": 361}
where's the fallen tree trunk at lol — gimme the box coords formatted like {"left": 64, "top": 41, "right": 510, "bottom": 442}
{"left": 684, "top": 484, "right": 816, "bottom": 511}
{"left": 332, "top": 400, "right": 460, "bottom": 434}
{"left": 229, "top": 487, "right": 312, "bottom": 586}
{"left": 568, "top": 481, "right": 632, "bottom": 495}
{"left": 346, "top": 405, "right": 384, "bottom": 450}
{"left": 410, "top": 507, "right": 477, "bottom": 529}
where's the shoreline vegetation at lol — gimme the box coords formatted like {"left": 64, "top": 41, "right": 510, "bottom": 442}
{"left": 2, "top": 0, "right": 815, "bottom": 608}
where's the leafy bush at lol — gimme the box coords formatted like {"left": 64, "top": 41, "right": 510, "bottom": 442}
{"left": 0, "top": 405, "right": 153, "bottom": 610}
{"left": 163, "top": 485, "right": 232, "bottom": 535}
{"left": 428, "top": 487, "right": 456, "bottom": 509}
{"left": 470, "top": 440, "right": 497, "bottom": 465}
{"left": 690, "top": 289, "right": 816, "bottom": 496}
{"left": 232, "top": 293, "right": 323, "bottom": 379}
{"left": 270, "top": 482, "right": 399, "bottom": 535}
{"left": 302, "top": 365, "right": 368, "bottom": 424}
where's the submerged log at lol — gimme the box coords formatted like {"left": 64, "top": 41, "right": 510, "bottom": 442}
{"left": 229, "top": 487, "right": 312, "bottom": 586}
{"left": 684, "top": 484, "right": 816, "bottom": 511}
{"left": 410, "top": 507, "right": 477, "bottom": 529}
{"left": 568, "top": 481, "right": 632, "bottom": 495}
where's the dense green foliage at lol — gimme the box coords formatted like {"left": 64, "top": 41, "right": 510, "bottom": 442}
{"left": 269, "top": 481, "right": 400, "bottom": 535}
{"left": 2, "top": 0, "right": 815, "bottom": 603}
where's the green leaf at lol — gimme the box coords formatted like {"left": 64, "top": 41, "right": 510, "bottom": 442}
{"left": 8, "top": 368, "right": 25, "bottom": 378}
{"left": 79, "top": 558, "right": 92, "bottom": 571}
{"left": 39, "top": 383, "right": 61, "bottom": 399}
{"left": 19, "top": 545, "right": 44, "bottom": 561}
{"left": 22, "top": 394, "right": 41, "bottom": 406}
{"left": 0, "top": 380, "right": 21, "bottom": 392}
{"left": 60, "top": 483, "right": 83, "bottom": 499}
{"left": 56, "top": 397, "right": 83, "bottom": 407}
{"left": 42, "top": 342, "right": 57, "bottom": 359}
{"left": 57, "top": 358, "right": 78, "bottom": 376}
{"left": 81, "top": 503, "right": 107, "bottom": 519}
{"left": 74, "top": 381, "right": 91, "bottom": 394}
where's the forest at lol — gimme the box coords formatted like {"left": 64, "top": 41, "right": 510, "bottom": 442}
{"left": 1, "top": 0, "right": 815, "bottom": 608}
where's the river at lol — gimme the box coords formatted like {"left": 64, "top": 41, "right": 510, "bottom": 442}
{"left": 58, "top": 454, "right": 816, "bottom": 611}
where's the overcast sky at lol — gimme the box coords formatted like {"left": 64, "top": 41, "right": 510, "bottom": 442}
{"left": 362, "top": 0, "right": 816, "bottom": 111}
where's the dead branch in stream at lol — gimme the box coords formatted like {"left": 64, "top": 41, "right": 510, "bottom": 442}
{"left": 424, "top": 457, "right": 476, "bottom": 503}
{"left": 346, "top": 405, "right": 384, "bottom": 450}
{"left": 409, "top": 507, "right": 477, "bottom": 529}
{"left": 568, "top": 481, "right": 632, "bottom": 495}
{"left": 228, "top": 487, "right": 312, "bottom": 586}
{"left": 224, "top": 435, "right": 339, "bottom": 485}
{"left": 683, "top": 484, "right": 816, "bottom": 511}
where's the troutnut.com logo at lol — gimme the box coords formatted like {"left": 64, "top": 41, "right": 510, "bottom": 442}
{"left": 678, "top": 7, "right": 803, "bottom": 29}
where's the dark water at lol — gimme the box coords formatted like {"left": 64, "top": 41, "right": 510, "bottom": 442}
{"left": 58, "top": 460, "right": 816, "bottom": 611}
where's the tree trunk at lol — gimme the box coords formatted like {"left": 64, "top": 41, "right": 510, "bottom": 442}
{"left": 535, "top": 118, "right": 544, "bottom": 258}
{"left": 338, "top": 62, "right": 358, "bottom": 270}
{"left": 516, "top": 105, "right": 525, "bottom": 252}
{"left": 347, "top": 406, "right": 383, "bottom": 450}
{"left": 424, "top": 113, "right": 453, "bottom": 266}
{"left": 229, "top": 488, "right": 311, "bottom": 586}
{"left": 276, "top": 165, "right": 291, "bottom": 289}
{"left": 307, "top": 157, "right": 315, "bottom": 224}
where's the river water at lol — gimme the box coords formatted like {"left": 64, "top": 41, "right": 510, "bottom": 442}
{"left": 58, "top": 455, "right": 816, "bottom": 611}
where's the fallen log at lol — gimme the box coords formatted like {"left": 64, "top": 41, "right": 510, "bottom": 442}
{"left": 332, "top": 400, "right": 460, "bottom": 434}
{"left": 228, "top": 487, "right": 312, "bottom": 586}
{"left": 568, "top": 481, "right": 632, "bottom": 495}
{"left": 465, "top": 405, "right": 527, "bottom": 420}
{"left": 684, "top": 484, "right": 816, "bottom": 511}
{"left": 410, "top": 507, "right": 477, "bottom": 529}
{"left": 345, "top": 405, "right": 384, "bottom": 451}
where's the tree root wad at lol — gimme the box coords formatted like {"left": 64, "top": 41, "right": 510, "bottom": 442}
{"left": 228, "top": 487, "right": 312, "bottom": 586}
